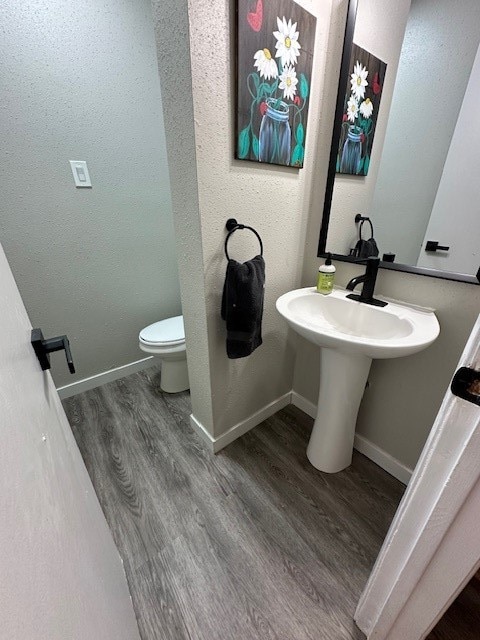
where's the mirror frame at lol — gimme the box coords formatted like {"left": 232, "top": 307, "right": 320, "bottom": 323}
{"left": 317, "top": 0, "right": 480, "bottom": 286}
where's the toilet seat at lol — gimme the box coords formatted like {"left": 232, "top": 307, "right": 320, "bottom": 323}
{"left": 139, "top": 315, "right": 185, "bottom": 347}
{"left": 138, "top": 315, "right": 189, "bottom": 393}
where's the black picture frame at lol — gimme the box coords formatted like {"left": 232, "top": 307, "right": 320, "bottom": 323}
{"left": 317, "top": 0, "right": 479, "bottom": 286}
{"left": 235, "top": 0, "right": 316, "bottom": 169}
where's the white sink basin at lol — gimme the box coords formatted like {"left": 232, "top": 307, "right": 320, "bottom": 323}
{"left": 276, "top": 287, "right": 439, "bottom": 358}
{"left": 276, "top": 288, "right": 440, "bottom": 473}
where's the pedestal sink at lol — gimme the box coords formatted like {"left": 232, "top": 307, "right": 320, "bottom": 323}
{"left": 276, "top": 287, "right": 440, "bottom": 473}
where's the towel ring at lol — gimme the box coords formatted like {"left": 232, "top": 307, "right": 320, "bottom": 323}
{"left": 225, "top": 218, "right": 263, "bottom": 260}
{"left": 355, "top": 214, "right": 375, "bottom": 239}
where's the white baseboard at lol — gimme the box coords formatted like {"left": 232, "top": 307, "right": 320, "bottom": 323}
{"left": 352, "top": 434, "right": 413, "bottom": 485}
{"left": 57, "top": 356, "right": 156, "bottom": 399}
{"left": 190, "top": 391, "right": 292, "bottom": 454}
{"left": 291, "top": 391, "right": 317, "bottom": 419}
{"left": 291, "top": 391, "right": 412, "bottom": 484}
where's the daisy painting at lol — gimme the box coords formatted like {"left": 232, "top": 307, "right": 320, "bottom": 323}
{"left": 337, "top": 43, "right": 387, "bottom": 176}
{"left": 236, "top": 0, "right": 316, "bottom": 167}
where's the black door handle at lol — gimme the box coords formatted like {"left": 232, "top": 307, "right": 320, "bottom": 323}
{"left": 31, "top": 328, "right": 75, "bottom": 374}
{"left": 425, "top": 240, "right": 450, "bottom": 252}
{"left": 451, "top": 367, "right": 480, "bottom": 406}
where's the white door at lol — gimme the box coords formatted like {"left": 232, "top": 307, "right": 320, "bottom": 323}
{"left": 0, "top": 244, "right": 140, "bottom": 640}
{"left": 355, "top": 313, "right": 480, "bottom": 639}
{"left": 417, "top": 44, "right": 480, "bottom": 276}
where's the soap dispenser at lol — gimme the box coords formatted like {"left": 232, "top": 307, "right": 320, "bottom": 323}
{"left": 316, "top": 253, "right": 336, "bottom": 295}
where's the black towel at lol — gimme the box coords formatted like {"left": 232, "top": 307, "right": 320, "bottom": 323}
{"left": 221, "top": 255, "right": 265, "bottom": 359}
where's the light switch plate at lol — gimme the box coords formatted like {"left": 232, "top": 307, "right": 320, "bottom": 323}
{"left": 69, "top": 160, "right": 92, "bottom": 188}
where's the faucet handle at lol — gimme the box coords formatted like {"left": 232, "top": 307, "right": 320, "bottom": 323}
{"left": 351, "top": 255, "right": 380, "bottom": 266}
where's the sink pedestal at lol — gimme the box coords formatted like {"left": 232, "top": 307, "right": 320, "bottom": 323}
{"left": 306, "top": 348, "right": 372, "bottom": 473}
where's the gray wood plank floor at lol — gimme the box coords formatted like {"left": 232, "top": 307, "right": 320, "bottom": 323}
{"left": 63, "top": 367, "right": 405, "bottom": 640}
{"left": 427, "top": 578, "right": 480, "bottom": 639}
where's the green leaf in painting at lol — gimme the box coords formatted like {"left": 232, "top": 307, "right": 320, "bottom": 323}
{"left": 299, "top": 73, "right": 309, "bottom": 99}
{"left": 252, "top": 134, "right": 259, "bottom": 159}
{"left": 364, "top": 154, "right": 370, "bottom": 175}
{"left": 259, "top": 82, "right": 277, "bottom": 97}
{"left": 291, "top": 144, "right": 304, "bottom": 167}
{"left": 358, "top": 157, "right": 364, "bottom": 174}
{"left": 238, "top": 127, "right": 250, "bottom": 159}
{"left": 252, "top": 73, "right": 260, "bottom": 92}
{"left": 296, "top": 122, "right": 304, "bottom": 145}
{"left": 260, "top": 79, "right": 279, "bottom": 96}
{"left": 258, "top": 82, "right": 269, "bottom": 96}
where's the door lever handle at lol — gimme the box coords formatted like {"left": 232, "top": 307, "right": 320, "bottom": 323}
{"left": 425, "top": 240, "right": 450, "bottom": 252}
{"left": 31, "top": 328, "right": 75, "bottom": 374}
{"left": 451, "top": 367, "right": 480, "bottom": 406}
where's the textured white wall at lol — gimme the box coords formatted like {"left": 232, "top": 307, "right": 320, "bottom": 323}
{"left": 371, "top": 0, "right": 480, "bottom": 265}
{"left": 0, "top": 0, "right": 181, "bottom": 388}
{"left": 297, "top": 0, "right": 480, "bottom": 470}
{"left": 152, "top": 0, "right": 346, "bottom": 439}
{"left": 185, "top": 0, "right": 335, "bottom": 437}
{"left": 150, "top": 0, "right": 215, "bottom": 433}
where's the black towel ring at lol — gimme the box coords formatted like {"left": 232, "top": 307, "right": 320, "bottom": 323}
{"left": 355, "top": 214, "right": 375, "bottom": 238}
{"left": 225, "top": 218, "right": 263, "bottom": 260}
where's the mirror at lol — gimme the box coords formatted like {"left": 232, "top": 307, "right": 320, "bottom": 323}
{"left": 318, "top": 0, "right": 480, "bottom": 285}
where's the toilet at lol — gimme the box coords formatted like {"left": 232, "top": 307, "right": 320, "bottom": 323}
{"left": 139, "top": 315, "right": 189, "bottom": 393}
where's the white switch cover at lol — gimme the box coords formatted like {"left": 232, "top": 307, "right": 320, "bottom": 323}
{"left": 69, "top": 160, "right": 92, "bottom": 188}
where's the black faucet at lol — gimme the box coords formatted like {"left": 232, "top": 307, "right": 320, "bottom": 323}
{"left": 346, "top": 257, "right": 388, "bottom": 307}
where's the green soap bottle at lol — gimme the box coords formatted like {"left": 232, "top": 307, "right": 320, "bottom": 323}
{"left": 316, "top": 253, "right": 336, "bottom": 295}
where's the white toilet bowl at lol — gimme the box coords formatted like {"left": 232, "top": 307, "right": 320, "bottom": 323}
{"left": 139, "top": 315, "right": 189, "bottom": 393}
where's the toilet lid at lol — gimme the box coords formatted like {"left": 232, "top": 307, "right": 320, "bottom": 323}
{"left": 139, "top": 315, "right": 185, "bottom": 346}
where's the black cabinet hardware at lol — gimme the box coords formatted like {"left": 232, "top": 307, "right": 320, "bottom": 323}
{"left": 425, "top": 241, "right": 450, "bottom": 252}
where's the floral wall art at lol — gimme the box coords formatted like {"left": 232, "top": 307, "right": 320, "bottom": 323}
{"left": 337, "top": 43, "right": 387, "bottom": 176}
{"left": 236, "top": 0, "right": 316, "bottom": 168}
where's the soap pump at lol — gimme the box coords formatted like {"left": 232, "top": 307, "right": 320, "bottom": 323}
{"left": 316, "top": 253, "right": 336, "bottom": 295}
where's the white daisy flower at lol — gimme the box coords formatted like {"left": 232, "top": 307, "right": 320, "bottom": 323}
{"left": 273, "top": 16, "right": 301, "bottom": 67}
{"left": 346, "top": 95, "right": 359, "bottom": 122}
{"left": 253, "top": 48, "right": 278, "bottom": 80}
{"left": 279, "top": 65, "right": 298, "bottom": 101}
{"left": 350, "top": 61, "right": 368, "bottom": 100}
{"left": 359, "top": 97, "right": 373, "bottom": 118}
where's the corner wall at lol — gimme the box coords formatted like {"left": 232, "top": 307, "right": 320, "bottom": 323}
{"left": 183, "top": 0, "right": 338, "bottom": 438}
{"left": 150, "top": 0, "right": 215, "bottom": 434}
{"left": 153, "top": 0, "right": 350, "bottom": 443}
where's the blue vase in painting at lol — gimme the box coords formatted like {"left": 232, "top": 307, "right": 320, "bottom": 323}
{"left": 340, "top": 125, "right": 363, "bottom": 174}
{"left": 259, "top": 99, "right": 291, "bottom": 166}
